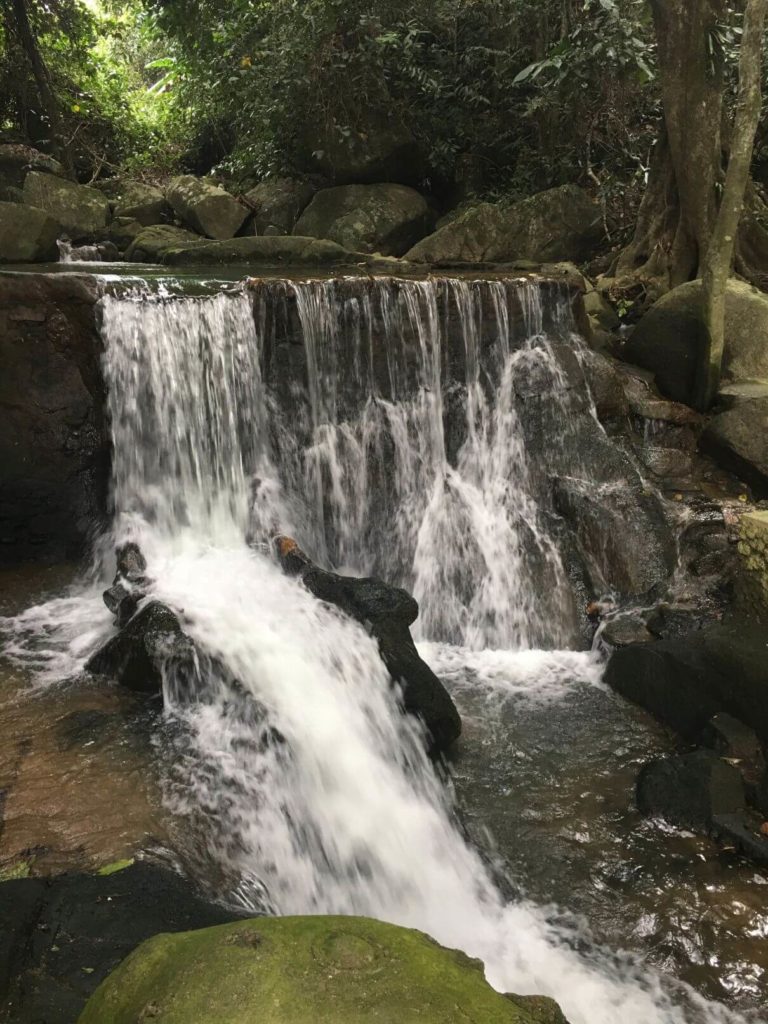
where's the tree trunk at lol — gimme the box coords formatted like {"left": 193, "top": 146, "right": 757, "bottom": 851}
{"left": 7, "top": 0, "right": 71, "bottom": 173}
{"left": 697, "top": 0, "right": 767, "bottom": 409}
{"left": 615, "top": 0, "right": 727, "bottom": 293}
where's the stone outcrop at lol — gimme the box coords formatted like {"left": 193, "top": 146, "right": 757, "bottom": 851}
{"left": 78, "top": 915, "right": 564, "bottom": 1024}
{"left": 125, "top": 224, "right": 205, "bottom": 262}
{"left": 0, "top": 143, "right": 64, "bottom": 192}
{"left": 243, "top": 178, "right": 315, "bottom": 235}
{"left": 274, "top": 537, "right": 461, "bottom": 753}
{"left": 166, "top": 175, "right": 247, "bottom": 239}
{"left": 111, "top": 179, "right": 169, "bottom": 226}
{"left": 0, "top": 273, "right": 107, "bottom": 563}
{"left": 22, "top": 171, "right": 109, "bottom": 240}
{"left": 623, "top": 279, "right": 768, "bottom": 406}
{"left": 294, "top": 184, "right": 432, "bottom": 256}
{"left": 405, "top": 186, "right": 601, "bottom": 265}
{"left": 0, "top": 201, "right": 60, "bottom": 262}
{"left": 735, "top": 510, "right": 768, "bottom": 620}
{"left": 701, "top": 397, "right": 768, "bottom": 498}
{"left": 162, "top": 234, "right": 360, "bottom": 266}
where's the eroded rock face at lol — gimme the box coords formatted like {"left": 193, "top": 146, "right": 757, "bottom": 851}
{"left": 166, "top": 175, "right": 248, "bottom": 240}
{"left": 0, "top": 201, "right": 60, "bottom": 262}
{"left": 623, "top": 280, "right": 768, "bottom": 406}
{"left": 0, "top": 143, "right": 64, "bottom": 191}
{"left": 22, "top": 171, "right": 109, "bottom": 240}
{"left": 294, "top": 184, "right": 431, "bottom": 256}
{"left": 405, "top": 186, "right": 601, "bottom": 265}
{"left": 78, "top": 915, "right": 559, "bottom": 1024}
{"left": 0, "top": 273, "right": 107, "bottom": 563}
{"left": 244, "top": 178, "right": 315, "bottom": 235}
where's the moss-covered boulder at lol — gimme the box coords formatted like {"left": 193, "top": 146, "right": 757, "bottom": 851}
{"left": 166, "top": 175, "right": 248, "bottom": 239}
{"left": 623, "top": 279, "right": 768, "bottom": 406}
{"left": 78, "top": 915, "right": 564, "bottom": 1024}
{"left": 162, "top": 234, "right": 362, "bottom": 267}
{"left": 405, "top": 185, "right": 600, "bottom": 265}
{"left": 0, "top": 201, "right": 60, "bottom": 261}
{"left": 244, "top": 178, "right": 315, "bottom": 235}
{"left": 294, "top": 184, "right": 432, "bottom": 257}
{"left": 111, "top": 179, "right": 169, "bottom": 226}
{"left": 0, "top": 143, "right": 64, "bottom": 191}
{"left": 125, "top": 224, "right": 205, "bottom": 262}
{"left": 22, "top": 171, "right": 109, "bottom": 240}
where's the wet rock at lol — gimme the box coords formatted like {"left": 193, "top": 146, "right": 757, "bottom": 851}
{"left": 0, "top": 273, "right": 108, "bottom": 564}
{"left": 578, "top": 349, "right": 630, "bottom": 421}
{"left": 78, "top": 914, "right": 555, "bottom": 1024}
{"left": 163, "top": 234, "right": 362, "bottom": 267}
{"left": 0, "top": 862, "right": 244, "bottom": 1024}
{"left": 405, "top": 186, "right": 601, "bottom": 265}
{"left": 274, "top": 537, "right": 461, "bottom": 753}
{"left": 0, "top": 201, "right": 60, "bottom": 262}
{"left": 701, "top": 397, "right": 768, "bottom": 498}
{"left": 621, "top": 374, "right": 703, "bottom": 427}
{"left": 166, "top": 175, "right": 248, "bottom": 240}
{"left": 623, "top": 279, "right": 768, "bottom": 405}
{"left": 294, "top": 184, "right": 432, "bottom": 257}
{"left": 22, "top": 171, "right": 109, "bottom": 241}
{"left": 125, "top": 224, "right": 205, "bottom": 262}
{"left": 604, "top": 624, "right": 768, "bottom": 744}
{"left": 86, "top": 601, "right": 195, "bottom": 694}
{"left": 637, "top": 446, "right": 694, "bottom": 479}
{"left": 600, "top": 614, "right": 655, "bottom": 649}
{"left": 55, "top": 708, "right": 116, "bottom": 751}
{"left": 243, "top": 178, "right": 315, "bottom": 235}
{"left": 102, "top": 542, "right": 151, "bottom": 627}
{"left": 636, "top": 749, "right": 746, "bottom": 832}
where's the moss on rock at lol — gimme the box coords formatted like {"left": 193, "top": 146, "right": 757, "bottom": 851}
{"left": 78, "top": 915, "right": 562, "bottom": 1024}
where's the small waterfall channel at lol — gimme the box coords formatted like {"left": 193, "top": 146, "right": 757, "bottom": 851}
{"left": 2, "top": 274, "right": 756, "bottom": 1024}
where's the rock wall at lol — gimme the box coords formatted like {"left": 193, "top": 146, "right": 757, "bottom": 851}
{"left": 0, "top": 274, "right": 108, "bottom": 564}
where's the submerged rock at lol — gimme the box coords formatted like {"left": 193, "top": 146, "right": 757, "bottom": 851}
{"left": 78, "top": 915, "right": 559, "bottom": 1024}
{"left": 86, "top": 601, "right": 195, "bottom": 694}
{"left": 274, "top": 537, "right": 461, "bottom": 753}
{"left": 637, "top": 749, "right": 746, "bottom": 832}
{"left": 0, "top": 201, "right": 60, "bottom": 262}
{"left": 0, "top": 862, "right": 243, "bottom": 1024}
{"left": 22, "top": 171, "right": 109, "bottom": 240}
{"left": 166, "top": 175, "right": 248, "bottom": 240}
{"left": 294, "top": 183, "right": 432, "bottom": 257}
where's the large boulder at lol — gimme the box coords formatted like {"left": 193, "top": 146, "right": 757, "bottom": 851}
{"left": 0, "top": 273, "right": 107, "bottom": 563}
{"left": 701, "top": 397, "right": 768, "bottom": 498}
{"left": 0, "top": 142, "right": 64, "bottom": 192}
{"left": 604, "top": 624, "right": 768, "bottom": 745}
{"left": 637, "top": 749, "right": 746, "bottom": 832}
{"left": 162, "top": 234, "right": 360, "bottom": 267}
{"left": 294, "top": 184, "right": 432, "bottom": 257}
{"left": 166, "top": 175, "right": 247, "bottom": 239}
{"left": 623, "top": 280, "right": 768, "bottom": 406}
{"left": 275, "top": 537, "right": 461, "bottom": 753}
{"left": 111, "top": 180, "right": 169, "bottom": 226}
{"left": 125, "top": 224, "right": 205, "bottom": 263}
{"left": 22, "top": 171, "right": 109, "bottom": 240}
{"left": 0, "top": 863, "right": 243, "bottom": 1024}
{"left": 405, "top": 186, "right": 601, "bottom": 265}
{"left": 244, "top": 178, "right": 315, "bottom": 235}
{"left": 78, "top": 915, "right": 560, "bottom": 1024}
{"left": 0, "top": 201, "right": 60, "bottom": 262}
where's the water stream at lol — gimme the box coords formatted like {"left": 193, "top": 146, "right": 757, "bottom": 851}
{"left": 2, "top": 276, "right": 764, "bottom": 1023}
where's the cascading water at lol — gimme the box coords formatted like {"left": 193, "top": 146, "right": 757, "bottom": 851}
{"left": 3, "top": 276, "right": 752, "bottom": 1024}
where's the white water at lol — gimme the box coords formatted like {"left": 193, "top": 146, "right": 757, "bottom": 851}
{"left": 1, "top": 280, "right": 751, "bottom": 1024}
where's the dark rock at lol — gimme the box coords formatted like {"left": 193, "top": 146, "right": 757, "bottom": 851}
{"left": 274, "top": 537, "right": 461, "bottom": 753}
{"left": 162, "top": 234, "right": 361, "bottom": 267}
{"left": 86, "top": 601, "right": 195, "bottom": 694}
{"left": 0, "top": 861, "right": 244, "bottom": 1024}
{"left": 0, "top": 143, "right": 64, "bottom": 190}
{"left": 710, "top": 812, "right": 768, "bottom": 865}
{"left": 604, "top": 624, "right": 768, "bottom": 744}
{"left": 636, "top": 749, "right": 745, "bottom": 832}
{"left": 701, "top": 397, "right": 768, "bottom": 498}
{"left": 600, "top": 614, "right": 655, "bottom": 649}
{"left": 55, "top": 709, "right": 115, "bottom": 751}
{"left": 0, "top": 201, "right": 60, "bottom": 262}
{"left": 0, "top": 273, "right": 108, "bottom": 564}
{"left": 243, "top": 178, "right": 315, "bottom": 235}
{"left": 23, "top": 171, "right": 109, "bottom": 241}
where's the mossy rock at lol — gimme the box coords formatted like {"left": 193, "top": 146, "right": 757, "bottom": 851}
{"left": 78, "top": 915, "right": 562, "bottom": 1024}
{"left": 161, "top": 234, "right": 365, "bottom": 267}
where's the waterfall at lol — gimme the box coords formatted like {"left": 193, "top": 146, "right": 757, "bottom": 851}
{"left": 5, "top": 276, "right": 744, "bottom": 1024}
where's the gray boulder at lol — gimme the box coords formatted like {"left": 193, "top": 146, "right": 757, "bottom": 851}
{"left": 166, "top": 175, "right": 247, "bottom": 239}
{"left": 125, "top": 224, "right": 205, "bottom": 263}
{"left": 405, "top": 185, "right": 601, "bottom": 265}
{"left": 244, "top": 178, "right": 315, "bottom": 234}
{"left": 294, "top": 183, "right": 432, "bottom": 257}
{"left": 0, "top": 201, "right": 60, "bottom": 262}
{"left": 623, "top": 279, "right": 768, "bottom": 405}
{"left": 22, "top": 171, "right": 109, "bottom": 240}
{"left": 701, "top": 397, "right": 768, "bottom": 497}
{"left": 111, "top": 180, "right": 169, "bottom": 226}
{"left": 107, "top": 216, "right": 146, "bottom": 248}
{"left": 0, "top": 143, "right": 64, "bottom": 190}
{"left": 162, "top": 234, "right": 359, "bottom": 267}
